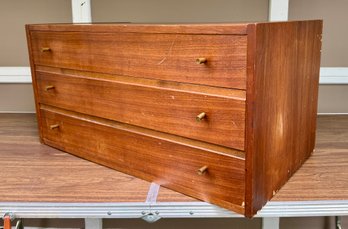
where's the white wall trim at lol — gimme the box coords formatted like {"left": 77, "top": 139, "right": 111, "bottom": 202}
{"left": 268, "top": 0, "right": 289, "bottom": 21}
{"left": 318, "top": 113, "right": 348, "bottom": 115}
{"left": 0, "top": 111, "right": 35, "bottom": 113}
{"left": 71, "top": 0, "right": 92, "bottom": 23}
{"left": 0, "top": 67, "right": 31, "bottom": 83}
{"left": 319, "top": 67, "right": 348, "bottom": 84}
{"left": 0, "top": 67, "right": 348, "bottom": 84}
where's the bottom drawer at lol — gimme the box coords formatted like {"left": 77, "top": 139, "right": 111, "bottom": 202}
{"left": 40, "top": 106, "right": 246, "bottom": 214}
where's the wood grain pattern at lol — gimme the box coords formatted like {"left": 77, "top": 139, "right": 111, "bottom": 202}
{"left": 40, "top": 106, "right": 246, "bottom": 214}
{"left": 36, "top": 71, "right": 246, "bottom": 150}
{"left": 244, "top": 20, "right": 323, "bottom": 217}
{"left": 39, "top": 104, "right": 245, "bottom": 159}
{"left": 27, "top": 23, "right": 248, "bottom": 35}
{"left": 25, "top": 25, "right": 44, "bottom": 143}
{"left": 30, "top": 31, "right": 247, "bottom": 89}
{"left": 35, "top": 66, "right": 247, "bottom": 99}
{"left": 0, "top": 113, "right": 38, "bottom": 145}
{"left": 0, "top": 114, "right": 150, "bottom": 203}
{"left": 1, "top": 114, "right": 346, "bottom": 206}
{"left": 273, "top": 115, "right": 348, "bottom": 201}
{"left": 25, "top": 21, "right": 323, "bottom": 217}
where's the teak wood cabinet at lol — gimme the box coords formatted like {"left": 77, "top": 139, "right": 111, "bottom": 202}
{"left": 26, "top": 21, "right": 322, "bottom": 217}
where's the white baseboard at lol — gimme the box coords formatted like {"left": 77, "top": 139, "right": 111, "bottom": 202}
{"left": 318, "top": 113, "right": 348, "bottom": 115}
{"left": 320, "top": 67, "right": 348, "bottom": 84}
{"left": 0, "top": 111, "right": 35, "bottom": 113}
{"left": 0, "top": 67, "right": 348, "bottom": 84}
{"left": 0, "top": 67, "right": 31, "bottom": 83}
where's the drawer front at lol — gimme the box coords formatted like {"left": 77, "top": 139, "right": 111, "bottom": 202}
{"left": 40, "top": 107, "right": 246, "bottom": 214}
{"left": 36, "top": 71, "right": 246, "bottom": 150}
{"left": 30, "top": 31, "right": 247, "bottom": 89}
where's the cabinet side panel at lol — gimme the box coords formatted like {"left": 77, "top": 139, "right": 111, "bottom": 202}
{"left": 25, "top": 25, "right": 44, "bottom": 141}
{"left": 246, "top": 20, "right": 322, "bottom": 216}
{"left": 245, "top": 24, "right": 257, "bottom": 217}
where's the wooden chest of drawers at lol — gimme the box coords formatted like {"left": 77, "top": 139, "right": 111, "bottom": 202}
{"left": 26, "top": 21, "right": 322, "bottom": 217}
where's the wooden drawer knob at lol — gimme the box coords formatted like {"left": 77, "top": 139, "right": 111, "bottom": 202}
{"left": 45, "top": 85, "right": 55, "bottom": 91}
{"left": 197, "top": 165, "right": 208, "bottom": 175}
{"left": 196, "top": 112, "right": 206, "bottom": 122}
{"left": 196, "top": 57, "right": 207, "bottom": 64}
{"left": 50, "top": 124, "right": 60, "bottom": 130}
{"left": 41, "top": 47, "right": 51, "bottom": 52}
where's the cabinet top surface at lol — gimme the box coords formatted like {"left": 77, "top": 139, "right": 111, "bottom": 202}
{"left": 26, "top": 20, "right": 322, "bottom": 35}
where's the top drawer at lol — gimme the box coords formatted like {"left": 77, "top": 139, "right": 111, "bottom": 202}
{"left": 30, "top": 31, "right": 247, "bottom": 89}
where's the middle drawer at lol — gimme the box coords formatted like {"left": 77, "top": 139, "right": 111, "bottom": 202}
{"left": 36, "top": 71, "right": 246, "bottom": 150}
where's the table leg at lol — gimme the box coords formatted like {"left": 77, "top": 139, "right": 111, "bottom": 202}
{"left": 85, "top": 218, "right": 102, "bottom": 229}
{"left": 336, "top": 216, "right": 342, "bottom": 229}
{"left": 262, "top": 217, "right": 280, "bottom": 229}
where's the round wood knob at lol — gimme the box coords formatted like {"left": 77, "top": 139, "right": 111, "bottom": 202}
{"left": 196, "top": 112, "right": 206, "bottom": 122}
{"left": 196, "top": 57, "right": 207, "bottom": 64}
{"left": 197, "top": 165, "right": 208, "bottom": 175}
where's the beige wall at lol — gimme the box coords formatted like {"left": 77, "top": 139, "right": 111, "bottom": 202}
{"left": 0, "top": 84, "right": 35, "bottom": 112}
{"left": 92, "top": 0, "right": 269, "bottom": 23}
{"left": 289, "top": 0, "right": 348, "bottom": 67}
{"left": 318, "top": 85, "right": 348, "bottom": 113}
{"left": 0, "top": 0, "right": 72, "bottom": 66}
